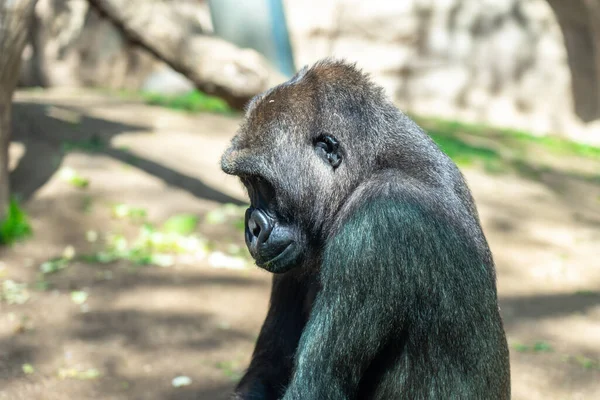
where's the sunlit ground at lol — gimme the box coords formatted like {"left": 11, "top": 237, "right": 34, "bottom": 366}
{"left": 0, "top": 88, "right": 598, "bottom": 399}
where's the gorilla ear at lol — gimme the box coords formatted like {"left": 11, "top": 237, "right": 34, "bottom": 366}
{"left": 314, "top": 135, "right": 342, "bottom": 168}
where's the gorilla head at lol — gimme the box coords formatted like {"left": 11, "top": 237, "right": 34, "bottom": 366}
{"left": 221, "top": 60, "right": 449, "bottom": 274}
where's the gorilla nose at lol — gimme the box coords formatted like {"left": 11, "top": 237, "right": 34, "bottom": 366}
{"left": 246, "top": 208, "right": 273, "bottom": 247}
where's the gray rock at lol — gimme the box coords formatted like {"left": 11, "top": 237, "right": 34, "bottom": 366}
{"left": 284, "top": 0, "right": 600, "bottom": 143}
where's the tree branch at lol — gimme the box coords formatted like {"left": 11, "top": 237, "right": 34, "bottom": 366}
{"left": 87, "top": 0, "right": 285, "bottom": 109}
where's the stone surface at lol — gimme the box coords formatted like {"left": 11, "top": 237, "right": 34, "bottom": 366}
{"left": 19, "top": 0, "right": 212, "bottom": 91}
{"left": 284, "top": 0, "right": 600, "bottom": 144}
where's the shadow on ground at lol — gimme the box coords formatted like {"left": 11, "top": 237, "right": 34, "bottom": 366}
{"left": 501, "top": 292, "right": 600, "bottom": 325}
{"left": 11, "top": 100, "right": 242, "bottom": 205}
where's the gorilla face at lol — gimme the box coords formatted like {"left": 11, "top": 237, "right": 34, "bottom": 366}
{"left": 221, "top": 72, "right": 359, "bottom": 272}
{"left": 221, "top": 61, "right": 410, "bottom": 273}
{"left": 242, "top": 134, "right": 343, "bottom": 272}
{"left": 240, "top": 176, "right": 306, "bottom": 273}
{"left": 222, "top": 129, "right": 347, "bottom": 273}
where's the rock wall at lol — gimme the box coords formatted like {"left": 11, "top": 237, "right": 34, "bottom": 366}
{"left": 19, "top": 0, "right": 211, "bottom": 91}
{"left": 284, "top": 0, "right": 599, "bottom": 143}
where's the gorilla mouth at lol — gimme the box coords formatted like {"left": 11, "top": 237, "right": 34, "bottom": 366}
{"left": 256, "top": 242, "right": 298, "bottom": 272}
{"left": 244, "top": 206, "right": 301, "bottom": 273}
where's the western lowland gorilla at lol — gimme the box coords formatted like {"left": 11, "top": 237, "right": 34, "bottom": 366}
{"left": 221, "top": 59, "right": 510, "bottom": 400}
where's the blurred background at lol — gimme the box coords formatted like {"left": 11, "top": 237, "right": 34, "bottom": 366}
{"left": 0, "top": 1, "right": 598, "bottom": 399}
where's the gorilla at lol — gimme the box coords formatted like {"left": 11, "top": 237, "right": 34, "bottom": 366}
{"left": 221, "top": 59, "right": 510, "bottom": 400}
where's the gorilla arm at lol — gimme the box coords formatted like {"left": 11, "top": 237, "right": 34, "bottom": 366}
{"left": 281, "top": 180, "right": 502, "bottom": 399}
{"left": 281, "top": 195, "right": 413, "bottom": 399}
{"left": 234, "top": 269, "right": 316, "bottom": 400}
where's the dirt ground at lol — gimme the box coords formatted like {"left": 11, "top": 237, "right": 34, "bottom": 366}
{"left": 0, "top": 89, "right": 599, "bottom": 400}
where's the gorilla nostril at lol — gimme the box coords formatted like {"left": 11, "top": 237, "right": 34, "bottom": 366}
{"left": 248, "top": 209, "right": 273, "bottom": 244}
{"left": 248, "top": 218, "right": 261, "bottom": 237}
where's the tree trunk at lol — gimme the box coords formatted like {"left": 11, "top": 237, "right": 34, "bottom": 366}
{"left": 0, "top": 0, "right": 38, "bottom": 222}
{"left": 584, "top": 0, "right": 600, "bottom": 120}
{"left": 547, "top": 0, "right": 600, "bottom": 122}
{"left": 87, "top": 0, "right": 285, "bottom": 110}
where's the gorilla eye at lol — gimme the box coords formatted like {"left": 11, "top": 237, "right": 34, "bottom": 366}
{"left": 314, "top": 135, "right": 342, "bottom": 168}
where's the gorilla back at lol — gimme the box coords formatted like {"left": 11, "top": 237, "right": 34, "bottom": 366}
{"left": 221, "top": 59, "right": 510, "bottom": 400}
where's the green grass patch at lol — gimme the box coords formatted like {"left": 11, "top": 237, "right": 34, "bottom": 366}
{"left": 508, "top": 129, "right": 600, "bottom": 159}
{"left": 142, "top": 90, "right": 232, "bottom": 114}
{"left": 0, "top": 197, "right": 32, "bottom": 245}
{"left": 109, "top": 88, "right": 232, "bottom": 114}
{"left": 413, "top": 115, "right": 600, "bottom": 161}
{"left": 511, "top": 341, "right": 554, "bottom": 353}
{"left": 410, "top": 115, "right": 600, "bottom": 183}
{"left": 429, "top": 134, "right": 503, "bottom": 171}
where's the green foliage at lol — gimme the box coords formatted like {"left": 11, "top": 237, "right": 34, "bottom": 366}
{"left": 59, "top": 167, "right": 90, "bottom": 188}
{"left": 83, "top": 223, "right": 208, "bottom": 268}
{"left": 532, "top": 341, "right": 553, "bottom": 352}
{"left": 22, "top": 364, "right": 35, "bottom": 375}
{"left": 572, "top": 356, "right": 600, "bottom": 370}
{"left": 39, "top": 258, "right": 69, "bottom": 274}
{"left": 1, "top": 280, "right": 30, "bottom": 304}
{"left": 143, "top": 90, "right": 232, "bottom": 114}
{"left": 0, "top": 197, "right": 32, "bottom": 245}
{"left": 39, "top": 246, "right": 75, "bottom": 275}
{"left": 512, "top": 341, "right": 553, "bottom": 353}
{"left": 111, "top": 204, "right": 148, "bottom": 221}
{"left": 58, "top": 367, "right": 101, "bottom": 380}
{"left": 562, "top": 354, "right": 600, "bottom": 371}
{"left": 76, "top": 204, "right": 250, "bottom": 269}
{"left": 162, "top": 214, "right": 199, "bottom": 235}
{"left": 512, "top": 343, "right": 529, "bottom": 353}
{"left": 205, "top": 203, "right": 247, "bottom": 232}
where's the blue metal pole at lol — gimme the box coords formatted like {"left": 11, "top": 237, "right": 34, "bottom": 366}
{"left": 208, "top": 0, "right": 296, "bottom": 77}
{"left": 267, "top": 0, "right": 297, "bottom": 76}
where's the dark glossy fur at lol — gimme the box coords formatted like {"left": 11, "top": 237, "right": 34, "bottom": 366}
{"left": 221, "top": 59, "right": 510, "bottom": 399}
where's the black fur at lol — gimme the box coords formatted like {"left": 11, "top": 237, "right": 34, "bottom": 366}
{"left": 221, "top": 59, "right": 510, "bottom": 399}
